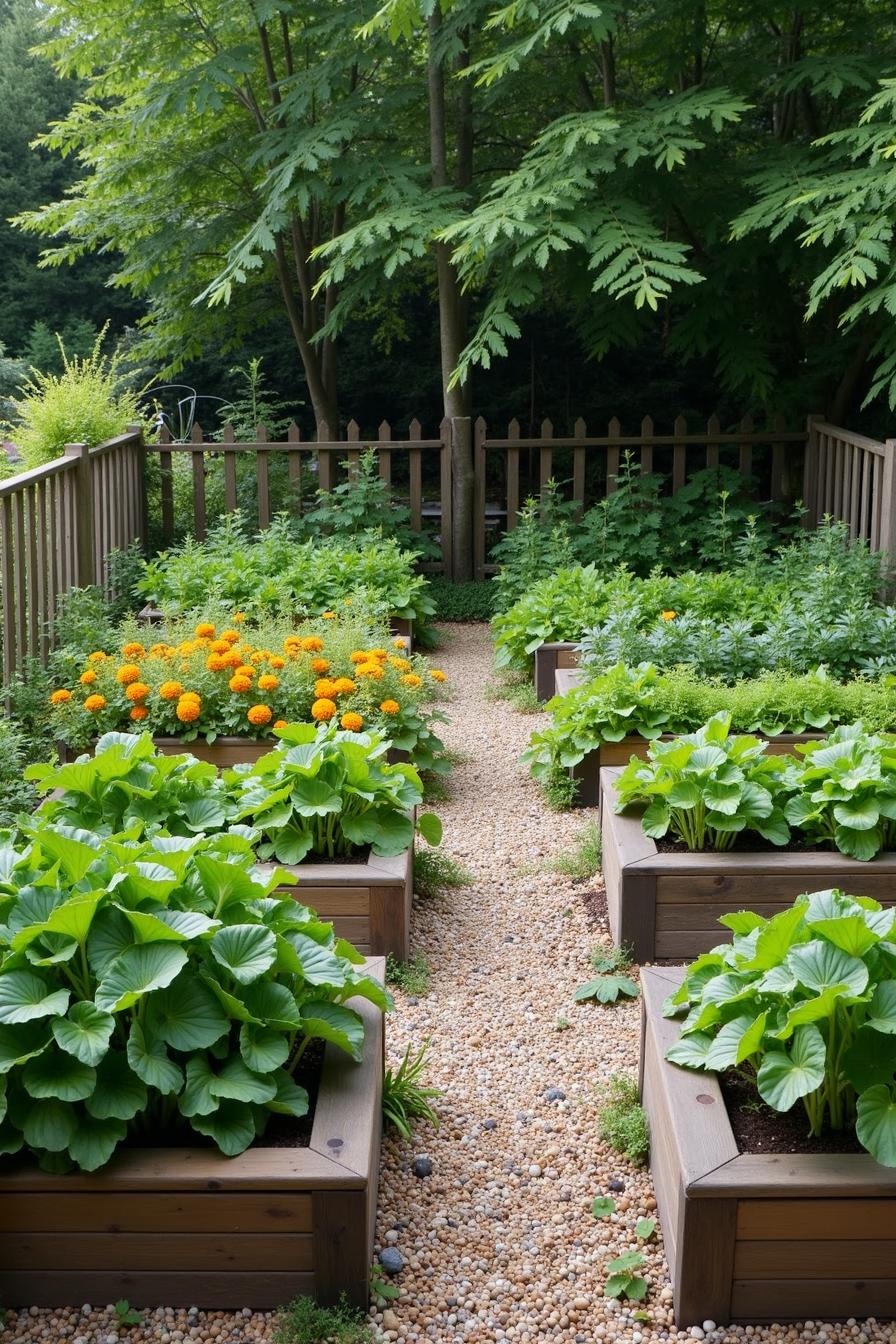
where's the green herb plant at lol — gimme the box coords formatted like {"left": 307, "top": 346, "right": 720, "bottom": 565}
{"left": 666, "top": 889, "right": 896, "bottom": 1163}
{"left": 596, "top": 1073, "right": 649, "bottom": 1165}
{"left": 382, "top": 1040, "right": 440, "bottom": 1138}
{"left": 0, "top": 826, "right": 389, "bottom": 1170}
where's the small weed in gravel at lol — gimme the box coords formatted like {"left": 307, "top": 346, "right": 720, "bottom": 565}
{"left": 486, "top": 669, "right": 539, "bottom": 713}
{"left": 383, "top": 1041, "right": 441, "bottom": 1138}
{"left": 541, "top": 762, "right": 578, "bottom": 810}
{"left": 548, "top": 820, "right": 602, "bottom": 879}
{"left": 596, "top": 1073, "right": 650, "bottom": 1165}
{"left": 414, "top": 846, "right": 473, "bottom": 899}
{"left": 590, "top": 943, "right": 633, "bottom": 974}
{"left": 387, "top": 951, "right": 431, "bottom": 996}
{"left": 274, "top": 1294, "right": 374, "bottom": 1344}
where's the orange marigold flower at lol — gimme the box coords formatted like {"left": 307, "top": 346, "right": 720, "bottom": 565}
{"left": 229, "top": 674, "right": 253, "bottom": 694}
{"left": 311, "top": 698, "right": 337, "bottom": 722}
{"left": 233, "top": 612, "right": 246, "bottom": 623}
{"left": 273, "top": 719, "right": 288, "bottom": 730}
{"left": 258, "top": 673, "right": 279, "bottom": 692}
{"left": 206, "top": 653, "right": 229, "bottom": 672}
{"left": 388, "top": 656, "right": 411, "bottom": 671}
{"left": 178, "top": 641, "right": 196, "bottom": 656}
{"left": 311, "top": 658, "right": 331, "bottom": 675}
{"left": 122, "top": 642, "right": 145, "bottom": 659}
{"left": 301, "top": 636, "right": 324, "bottom": 652}
{"left": 50, "top": 689, "right": 72, "bottom": 704}
{"left": 224, "top": 649, "right": 244, "bottom": 669}
{"left": 84, "top": 694, "right": 106, "bottom": 713}
{"left": 159, "top": 680, "right": 183, "bottom": 701}
{"left": 195, "top": 623, "right": 216, "bottom": 639}
{"left": 393, "top": 637, "right": 407, "bottom": 649}
{"left": 176, "top": 697, "right": 201, "bottom": 724}
{"left": 661, "top": 610, "right": 677, "bottom": 621}
{"left": 126, "top": 682, "right": 150, "bottom": 703}
{"left": 79, "top": 670, "right": 96, "bottom": 686}
{"left": 315, "top": 678, "right": 337, "bottom": 699}
{"left": 356, "top": 663, "right": 384, "bottom": 680}
{"left": 209, "top": 638, "right": 230, "bottom": 654}
{"left": 116, "top": 664, "right": 141, "bottom": 685}
{"left": 236, "top": 665, "right": 256, "bottom": 680}
{"left": 380, "top": 699, "right": 400, "bottom": 715}
{"left": 332, "top": 677, "right": 356, "bottom": 695}
{"left": 250, "top": 651, "right": 265, "bottom": 665}
{"left": 400, "top": 673, "right": 422, "bottom": 689}
{"left": 369, "top": 648, "right": 387, "bottom": 660}
{"left": 269, "top": 655, "right": 285, "bottom": 670}
{"left": 88, "top": 651, "right": 108, "bottom": 663}
{"left": 349, "top": 651, "right": 368, "bottom": 664}
{"left": 130, "top": 706, "right": 149, "bottom": 722}
{"left": 322, "top": 610, "right": 336, "bottom": 620}
{"left": 340, "top": 712, "right": 364, "bottom": 732}
{"left": 150, "top": 642, "right": 174, "bottom": 658}
{"left": 431, "top": 669, "right": 447, "bottom": 682}
{"left": 247, "top": 704, "right": 273, "bottom": 727}
{"left": 220, "top": 630, "right": 240, "bottom": 644}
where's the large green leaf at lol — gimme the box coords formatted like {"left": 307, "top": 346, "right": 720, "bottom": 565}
{"left": 0, "top": 1021, "right": 51, "bottom": 1073}
{"left": 67, "top": 1115, "right": 127, "bottom": 1172}
{"left": 342, "top": 806, "right": 414, "bottom": 856}
{"left": 86, "top": 907, "right": 137, "bottom": 978}
{"left": 867, "top": 982, "right": 896, "bottom": 1034}
{"left": 300, "top": 1001, "right": 364, "bottom": 1060}
{"left": 805, "top": 912, "right": 882, "bottom": 958}
{"left": 666, "top": 1031, "right": 715, "bottom": 1069}
{"left": 416, "top": 812, "right": 443, "bottom": 846}
{"left": 23, "top": 1046, "right": 96, "bottom": 1101}
{"left": 207, "top": 1057, "right": 277, "bottom": 1104}
{"left": 127, "top": 1022, "right": 184, "bottom": 1094}
{"left": 211, "top": 924, "right": 277, "bottom": 985}
{"left": 95, "top": 943, "right": 188, "bottom": 1012}
{"left": 856, "top": 1085, "right": 896, "bottom": 1166}
{"left": 745, "top": 903, "right": 808, "bottom": 970}
{"left": 13, "top": 892, "right": 104, "bottom": 951}
{"left": 241, "top": 980, "right": 302, "bottom": 1029}
{"left": 843, "top": 1028, "right": 896, "bottom": 1092}
{"left": 194, "top": 854, "right": 262, "bottom": 911}
{"left": 776, "top": 985, "right": 852, "bottom": 1038}
{"left": 178, "top": 1054, "right": 219, "bottom": 1118}
{"left": 52, "top": 1003, "right": 115, "bottom": 1067}
{"left": 267, "top": 1069, "right": 310, "bottom": 1118}
{"left": 287, "top": 933, "right": 348, "bottom": 987}
{"left": 0, "top": 970, "right": 70, "bottom": 1024}
{"left": 199, "top": 972, "right": 263, "bottom": 1024}
{"left": 705, "top": 1013, "right": 767, "bottom": 1069}
{"left": 30, "top": 829, "right": 97, "bottom": 883}
{"left": 87, "top": 1050, "right": 148, "bottom": 1121}
{"left": 758, "top": 1025, "right": 826, "bottom": 1112}
{"left": 23, "top": 1098, "right": 77, "bottom": 1152}
{"left": 288, "top": 776, "right": 342, "bottom": 817}
{"left": 239, "top": 1022, "right": 290, "bottom": 1073}
{"left": 190, "top": 1100, "right": 256, "bottom": 1156}
{"left": 788, "top": 941, "right": 869, "bottom": 997}
{"left": 146, "top": 973, "right": 229, "bottom": 1051}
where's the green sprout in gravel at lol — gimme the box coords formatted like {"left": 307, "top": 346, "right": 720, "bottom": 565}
{"left": 382, "top": 1040, "right": 440, "bottom": 1138}
{"left": 548, "top": 820, "right": 602, "bottom": 880}
{"left": 274, "top": 1294, "right": 374, "bottom": 1344}
{"left": 386, "top": 952, "right": 431, "bottom": 996}
{"left": 575, "top": 945, "right": 638, "bottom": 1005}
{"left": 413, "top": 847, "right": 473, "bottom": 900}
{"left": 597, "top": 1074, "right": 650, "bottom": 1165}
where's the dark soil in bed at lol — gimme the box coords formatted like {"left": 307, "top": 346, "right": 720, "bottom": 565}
{"left": 719, "top": 1068, "right": 863, "bottom": 1156}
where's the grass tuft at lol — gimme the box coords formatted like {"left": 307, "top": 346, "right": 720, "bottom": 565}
{"left": 547, "top": 820, "right": 602, "bottom": 880}
{"left": 386, "top": 952, "right": 431, "bottom": 996}
{"left": 274, "top": 1294, "right": 374, "bottom": 1344}
{"left": 596, "top": 1073, "right": 650, "bottom": 1166}
{"left": 414, "top": 847, "right": 473, "bottom": 899}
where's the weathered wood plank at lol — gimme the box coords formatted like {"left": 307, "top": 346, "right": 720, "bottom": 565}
{"left": 734, "top": 1237, "right": 896, "bottom": 1279}
{"left": 1, "top": 1232, "right": 313, "bottom": 1272}
{"left": 737, "top": 1198, "right": 896, "bottom": 1241}
{"left": 730, "top": 1278, "right": 896, "bottom": 1322}
{"left": 2, "top": 1191, "right": 313, "bottom": 1233}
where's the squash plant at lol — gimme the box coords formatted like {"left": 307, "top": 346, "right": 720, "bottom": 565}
{"left": 226, "top": 723, "right": 442, "bottom": 863}
{"left": 0, "top": 825, "right": 389, "bottom": 1171}
{"left": 665, "top": 889, "right": 896, "bottom": 1164}
{"left": 28, "top": 731, "right": 236, "bottom": 836}
{"left": 614, "top": 712, "right": 790, "bottom": 851}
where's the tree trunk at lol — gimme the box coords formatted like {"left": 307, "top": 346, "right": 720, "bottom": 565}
{"left": 428, "top": 7, "right": 474, "bottom": 579}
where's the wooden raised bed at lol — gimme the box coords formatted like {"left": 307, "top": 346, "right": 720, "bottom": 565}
{"left": 641, "top": 966, "right": 896, "bottom": 1324}
{"left": 602, "top": 768, "right": 896, "bottom": 961}
{"left": 534, "top": 641, "right": 579, "bottom": 701}
{"left": 264, "top": 849, "right": 413, "bottom": 960}
{"left": 0, "top": 962, "right": 385, "bottom": 1311}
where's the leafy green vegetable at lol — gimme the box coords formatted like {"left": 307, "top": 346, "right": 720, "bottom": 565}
{"left": 574, "top": 975, "right": 639, "bottom": 1005}
{"left": 666, "top": 889, "right": 896, "bottom": 1164}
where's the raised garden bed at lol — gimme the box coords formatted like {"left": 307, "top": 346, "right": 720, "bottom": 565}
{"left": 534, "top": 641, "right": 579, "bottom": 701}
{"left": 263, "top": 850, "right": 412, "bottom": 960}
{"left": 602, "top": 768, "right": 896, "bottom": 961}
{"left": 641, "top": 965, "right": 896, "bottom": 1325}
{"left": 0, "top": 962, "right": 385, "bottom": 1311}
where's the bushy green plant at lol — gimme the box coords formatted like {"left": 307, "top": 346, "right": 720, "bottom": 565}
{"left": 298, "top": 449, "right": 438, "bottom": 560}
{"left": 274, "top": 1294, "right": 374, "bottom": 1344}
{"left": 226, "top": 723, "right": 442, "bottom": 862}
{"left": 491, "top": 483, "right": 579, "bottom": 609}
{"left": 382, "top": 1040, "right": 440, "bottom": 1138}
{"left": 428, "top": 578, "right": 496, "bottom": 622}
{"left": 783, "top": 726, "right": 896, "bottom": 861}
{"left": 577, "top": 453, "right": 664, "bottom": 572}
{"left": 526, "top": 663, "right": 896, "bottom": 785}
{"left": 138, "top": 512, "right": 435, "bottom": 628}
{"left": 666, "top": 890, "right": 896, "bottom": 1164}
{"left": 2, "top": 327, "right": 147, "bottom": 468}
{"left": 0, "top": 826, "right": 388, "bottom": 1170}
{"left": 615, "top": 712, "right": 791, "bottom": 851}
{"left": 413, "top": 846, "right": 472, "bottom": 899}
{"left": 0, "top": 720, "right": 36, "bottom": 824}
{"left": 596, "top": 1073, "right": 649, "bottom": 1165}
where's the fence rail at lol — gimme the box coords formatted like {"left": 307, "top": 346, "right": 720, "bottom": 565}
{"left": 804, "top": 419, "right": 896, "bottom": 555}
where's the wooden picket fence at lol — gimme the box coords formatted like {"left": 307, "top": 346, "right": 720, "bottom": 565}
{"left": 0, "top": 412, "right": 894, "bottom": 681}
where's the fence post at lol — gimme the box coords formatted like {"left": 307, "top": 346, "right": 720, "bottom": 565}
{"left": 803, "top": 413, "right": 824, "bottom": 526}
{"left": 880, "top": 440, "right": 896, "bottom": 564}
{"left": 127, "top": 424, "right": 148, "bottom": 546}
{"left": 452, "top": 416, "right": 474, "bottom": 582}
{"left": 63, "top": 442, "right": 95, "bottom": 586}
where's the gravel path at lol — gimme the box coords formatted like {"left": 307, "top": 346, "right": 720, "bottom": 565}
{"left": 2, "top": 623, "right": 890, "bottom": 1344}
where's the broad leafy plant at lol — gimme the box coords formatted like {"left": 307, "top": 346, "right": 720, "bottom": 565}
{"left": 0, "top": 826, "right": 389, "bottom": 1171}
{"left": 783, "top": 726, "right": 896, "bottom": 861}
{"left": 614, "top": 712, "right": 790, "bottom": 851}
{"left": 666, "top": 890, "right": 896, "bottom": 1165}
{"left": 227, "top": 723, "right": 442, "bottom": 864}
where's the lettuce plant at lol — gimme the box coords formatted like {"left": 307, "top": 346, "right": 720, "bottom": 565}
{"left": 614, "top": 712, "right": 790, "bottom": 850}
{"left": 665, "top": 890, "right": 896, "bottom": 1165}
{"left": 0, "top": 825, "right": 388, "bottom": 1171}
{"left": 782, "top": 725, "right": 896, "bottom": 861}
{"left": 227, "top": 723, "right": 443, "bottom": 863}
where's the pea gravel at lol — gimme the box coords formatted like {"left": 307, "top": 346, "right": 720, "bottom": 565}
{"left": 3, "top": 623, "right": 895, "bottom": 1344}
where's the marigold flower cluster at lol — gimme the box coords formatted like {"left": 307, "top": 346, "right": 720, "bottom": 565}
{"left": 47, "top": 613, "right": 446, "bottom": 753}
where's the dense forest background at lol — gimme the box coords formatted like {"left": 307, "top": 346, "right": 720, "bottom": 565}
{"left": 2, "top": 0, "right": 895, "bottom": 440}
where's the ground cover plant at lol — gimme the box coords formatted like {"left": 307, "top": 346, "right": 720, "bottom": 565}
{"left": 525, "top": 663, "right": 896, "bottom": 793}
{"left": 0, "top": 824, "right": 389, "bottom": 1170}
{"left": 666, "top": 889, "right": 896, "bottom": 1165}
{"left": 29, "top": 727, "right": 442, "bottom": 864}
{"left": 138, "top": 513, "right": 435, "bottom": 631}
{"left": 615, "top": 717, "right": 896, "bottom": 862}
{"left": 45, "top": 612, "right": 449, "bottom": 769}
